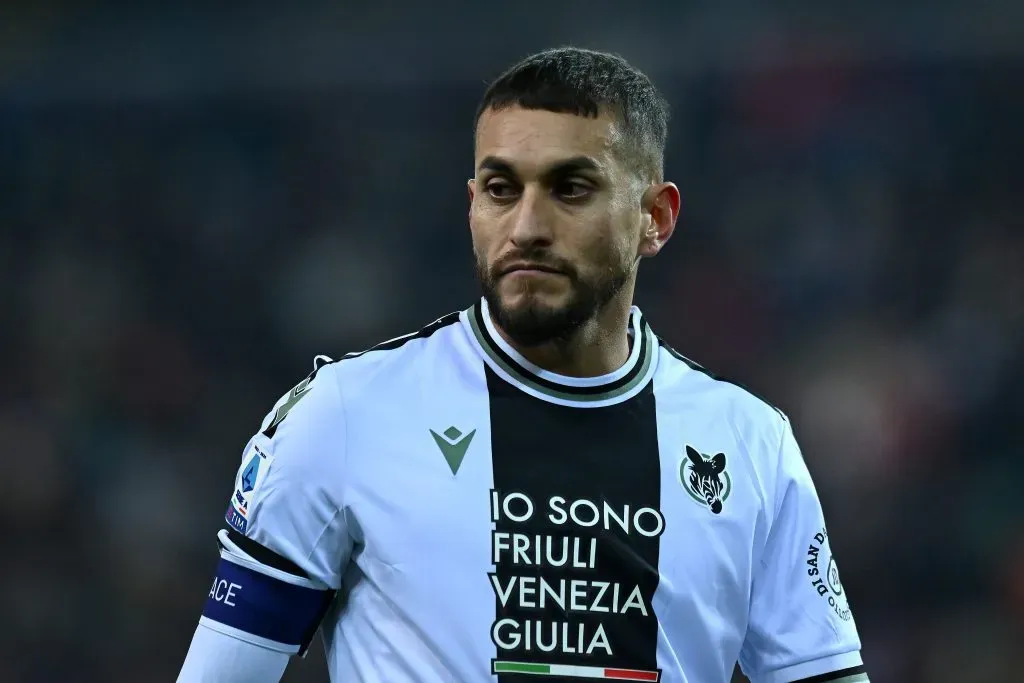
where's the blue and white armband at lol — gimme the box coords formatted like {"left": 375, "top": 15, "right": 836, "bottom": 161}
{"left": 199, "top": 529, "right": 336, "bottom": 657}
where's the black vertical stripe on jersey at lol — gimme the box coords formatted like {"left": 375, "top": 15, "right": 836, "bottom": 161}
{"left": 487, "top": 368, "right": 663, "bottom": 682}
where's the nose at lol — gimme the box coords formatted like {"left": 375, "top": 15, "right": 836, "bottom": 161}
{"left": 508, "top": 185, "right": 554, "bottom": 249}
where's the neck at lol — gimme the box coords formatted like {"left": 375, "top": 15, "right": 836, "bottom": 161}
{"left": 490, "top": 290, "right": 636, "bottom": 378}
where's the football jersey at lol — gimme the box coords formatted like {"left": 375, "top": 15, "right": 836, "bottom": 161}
{"left": 198, "top": 298, "right": 868, "bottom": 683}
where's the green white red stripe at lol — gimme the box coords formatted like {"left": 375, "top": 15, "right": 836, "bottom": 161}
{"left": 492, "top": 661, "right": 660, "bottom": 681}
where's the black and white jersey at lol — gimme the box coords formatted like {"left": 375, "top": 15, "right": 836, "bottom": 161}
{"left": 190, "top": 297, "right": 867, "bottom": 683}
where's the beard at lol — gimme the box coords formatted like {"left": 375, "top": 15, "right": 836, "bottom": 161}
{"left": 476, "top": 251, "right": 632, "bottom": 348}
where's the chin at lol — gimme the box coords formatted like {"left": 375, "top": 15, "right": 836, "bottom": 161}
{"left": 503, "top": 300, "right": 563, "bottom": 323}
{"left": 499, "top": 286, "right": 561, "bottom": 308}
{"left": 490, "top": 291, "right": 586, "bottom": 347}
{"left": 499, "top": 274, "right": 569, "bottom": 303}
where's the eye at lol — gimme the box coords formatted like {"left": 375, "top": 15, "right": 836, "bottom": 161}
{"left": 554, "top": 179, "right": 594, "bottom": 201}
{"left": 485, "top": 179, "right": 519, "bottom": 200}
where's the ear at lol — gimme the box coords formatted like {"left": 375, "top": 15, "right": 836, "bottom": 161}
{"left": 638, "top": 182, "right": 681, "bottom": 258}
{"left": 711, "top": 453, "right": 726, "bottom": 474}
{"left": 685, "top": 445, "right": 702, "bottom": 465}
{"left": 467, "top": 178, "right": 476, "bottom": 204}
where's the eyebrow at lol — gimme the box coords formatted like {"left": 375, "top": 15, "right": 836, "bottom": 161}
{"left": 476, "top": 155, "right": 603, "bottom": 180}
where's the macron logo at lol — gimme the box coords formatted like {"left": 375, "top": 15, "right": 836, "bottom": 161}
{"left": 430, "top": 426, "right": 476, "bottom": 476}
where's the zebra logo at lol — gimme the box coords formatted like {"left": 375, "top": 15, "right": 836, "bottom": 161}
{"left": 681, "top": 445, "right": 731, "bottom": 514}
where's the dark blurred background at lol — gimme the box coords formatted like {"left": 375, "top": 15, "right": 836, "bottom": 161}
{"left": 2, "top": 3, "right": 1022, "bottom": 682}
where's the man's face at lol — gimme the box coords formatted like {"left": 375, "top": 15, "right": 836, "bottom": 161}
{"left": 469, "top": 106, "right": 646, "bottom": 347}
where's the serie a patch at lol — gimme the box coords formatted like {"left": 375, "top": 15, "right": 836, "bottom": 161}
{"left": 225, "top": 442, "right": 274, "bottom": 534}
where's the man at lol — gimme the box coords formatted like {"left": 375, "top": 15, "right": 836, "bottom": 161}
{"left": 178, "top": 47, "right": 868, "bottom": 683}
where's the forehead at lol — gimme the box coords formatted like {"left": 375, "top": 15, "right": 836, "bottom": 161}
{"left": 474, "top": 107, "right": 621, "bottom": 173}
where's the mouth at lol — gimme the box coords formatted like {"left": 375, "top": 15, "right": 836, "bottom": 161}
{"left": 501, "top": 262, "right": 565, "bottom": 277}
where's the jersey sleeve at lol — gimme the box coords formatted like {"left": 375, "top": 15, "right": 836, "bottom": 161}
{"left": 177, "top": 623, "right": 290, "bottom": 683}
{"left": 738, "top": 416, "right": 868, "bottom": 683}
{"left": 179, "top": 358, "right": 353, "bottom": 678}
{"left": 225, "top": 357, "right": 352, "bottom": 590}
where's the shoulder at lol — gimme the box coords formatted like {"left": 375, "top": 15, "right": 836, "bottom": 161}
{"left": 654, "top": 337, "right": 792, "bottom": 497}
{"left": 256, "top": 309, "right": 463, "bottom": 445}
{"left": 656, "top": 338, "right": 787, "bottom": 435}
{"left": 654, "top": 339, "right": 800, "bottom": 521}
{"left": 316, "top": 309, "right": 465, "bottom": 397}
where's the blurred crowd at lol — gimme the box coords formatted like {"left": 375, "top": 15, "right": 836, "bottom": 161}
{"left": 2, "top": 6, "right": 1022, "bottom": 683}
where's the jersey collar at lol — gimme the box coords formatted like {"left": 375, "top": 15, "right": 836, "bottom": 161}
{"left": 460, "top": 297, "right": 659, "bottom": 408}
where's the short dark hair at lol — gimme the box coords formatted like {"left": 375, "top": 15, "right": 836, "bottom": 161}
{"left": 475, "top": 47, "right": 670, "bottom": 182}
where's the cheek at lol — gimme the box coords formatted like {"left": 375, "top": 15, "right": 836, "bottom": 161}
{"left": 610, "top": 215, "right": 644, "bottom": 265}
{"left": 579, "top": 218, "right": 634, "bottom": 268}
{"left": 468, "top": 213, "right": 499, "bottom": 260}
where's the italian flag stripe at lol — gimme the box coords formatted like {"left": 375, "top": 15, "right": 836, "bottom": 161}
{"left": 605, "top": 668, "right": 660, "bottom": 681}
{"left": 492, "top": 661, "right": 660, "bottom": 681}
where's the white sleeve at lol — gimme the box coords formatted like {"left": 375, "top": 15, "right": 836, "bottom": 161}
{"left": 177, "top": 623, "right": 289, "bottom": 683}
{"left": 236, "top": 358, "right": 353, "bottom": 589}
{"left": 738, "top": 416, "right": 868, "bottom": 683}
{"left": 177, "top": 358, "right": 352, "bottom": 679}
